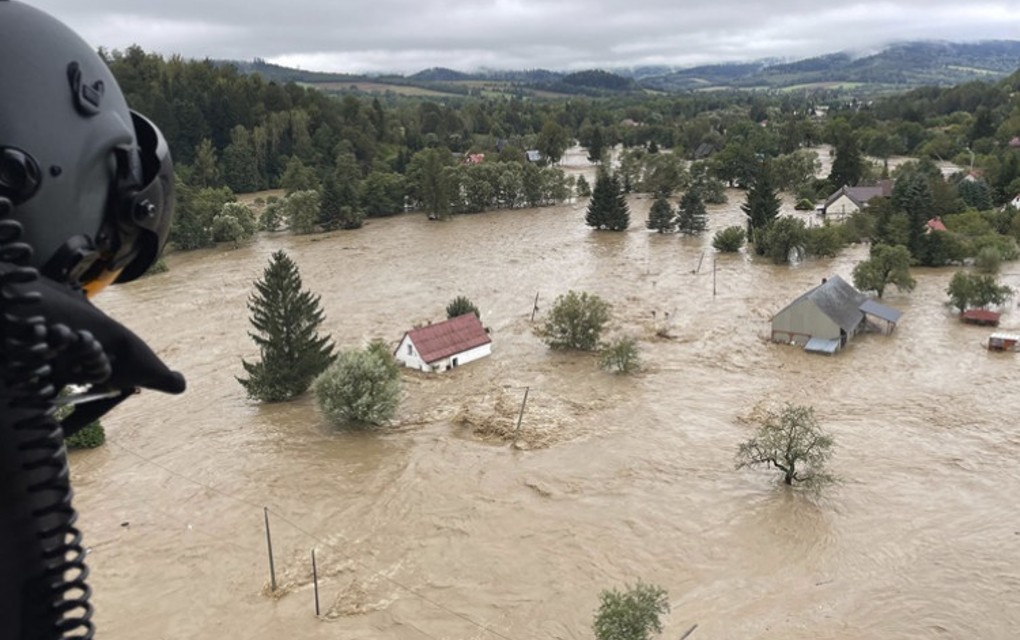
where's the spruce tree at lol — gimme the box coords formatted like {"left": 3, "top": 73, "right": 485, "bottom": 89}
{"left": 586, "top": 171, "right": 630, "bottom": 231}
{"left": 676, "top": 189, "right": 708, "bottom": 236}
{"left": 238, "top": 251, "right": 336, "bottom": 402}
{"left": 741, "top": 161, "right": 781, "bottom": 240}
{"left": 828, "top": 130, "right": 865, "bottom": 188}
{"left": 646, "top": 192, "right": 675, "bottom": 233}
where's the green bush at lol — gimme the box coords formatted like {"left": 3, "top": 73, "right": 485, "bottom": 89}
{"left": 593, "top": 582, "right": 670, "bottom": 640}
{"left": 541, "top": 290, "right": 611, "bottom": 351}
{"left": 65, "top": 421, "right": 105, "bottom": 450}
{"left": 314, "top": 347, "right": 401, "bottom": 427}
{"left": 712, "top": 226, "right": 745, "bottom": 252}
{"left": 794, "top": 198, "right": 815, "bottom": 211}
{"left": 599, "top": 337, "right": 640, "bottom": 374}
{"left": 141, "top": 257, "right": 169, "bottom": 278}
{"left": 805, "top": 223, "right": 847, "bottom": 258}
{"left": 971, "top": 234, "right": 1018, "bottom": 261}
{"left": 975, "top": 246, "right": 1002, "bottom": 274}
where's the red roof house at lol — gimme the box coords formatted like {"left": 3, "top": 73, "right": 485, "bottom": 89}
{"left": 926, "top": 217, "right": 947, "bottom": 232}
{"left": 395, "top": 314, "right": 491, "bottom": 372}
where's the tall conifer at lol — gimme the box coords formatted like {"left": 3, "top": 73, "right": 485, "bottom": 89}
{"left": 586, "top": 171, "right": 630, "bottom": 231}
{"left": 238, "top": 251, "right": 335, "bottom": 402}
{"left": 676, "top": 189, "right": 708, "bottom": 236}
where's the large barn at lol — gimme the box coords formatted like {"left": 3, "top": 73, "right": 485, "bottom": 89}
{"left": 394, "top": 313, "right": 491, "bottom": 373}
{"left": 771, "top": 276, "right": 901, "bottom": 354}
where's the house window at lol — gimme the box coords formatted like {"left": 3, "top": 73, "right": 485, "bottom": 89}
{"left": 407, "top": 344, "right": 413, "bottom": 356}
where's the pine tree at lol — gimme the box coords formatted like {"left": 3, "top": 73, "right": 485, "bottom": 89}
{"left": 896, "top": 172, "right": 936, "bottom": 259}
{"left": 646, "top": 192, "right": 675, "bottom": 233}
{"left": 238, "top": 251, "right": 336, "bottom": 402}
{"left": 676, "top": 189, "right": 708, "bottom": 236}
{"left": 828, "top": 131, "right": 865, "bottom": 188}
{"left": 586, "top": 171, "right": 630, "bottom": 231}
{"left": 319, "top": 172, "right": 343, "bottom": 229}
{"left": 742, "top": 162, "right": 781, "bottom": 239}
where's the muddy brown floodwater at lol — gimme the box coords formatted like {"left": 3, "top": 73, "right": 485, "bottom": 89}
{"left": 73, "top": 156, "right": 1019, "bottom": 639}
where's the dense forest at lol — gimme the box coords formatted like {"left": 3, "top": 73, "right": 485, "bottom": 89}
{"left": 103, "top": 46, "right": 1020, "bottom": 266}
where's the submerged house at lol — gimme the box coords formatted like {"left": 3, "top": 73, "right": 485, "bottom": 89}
{"left": 394, "top": 313, "right": 491, "bottom": 373}
{"left": 821, "top": 181, "right": 894, "bottom": 217}
{"left": 771, "top": 276, "right": 902, "bottom": 354}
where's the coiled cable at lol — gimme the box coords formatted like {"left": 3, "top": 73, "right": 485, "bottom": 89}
{"left": 1, "top": 215, "right": 106, "bottom": 640}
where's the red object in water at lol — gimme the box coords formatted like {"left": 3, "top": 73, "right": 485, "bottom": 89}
{"left": 961, "top": 309, "right": 1001, "bottom": 326}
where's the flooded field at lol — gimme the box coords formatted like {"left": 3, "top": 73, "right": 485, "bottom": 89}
{"left": 73, "top": 163, "right": 1019, "bottom": 639}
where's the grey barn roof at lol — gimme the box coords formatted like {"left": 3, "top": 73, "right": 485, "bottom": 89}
{"left": 780, "top": 275, "right": 867, "bottom": 333}
{"left": 859, "top": 299, "right": 903, "bottom": 324}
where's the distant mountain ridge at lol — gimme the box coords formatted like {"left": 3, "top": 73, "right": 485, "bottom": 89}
{"left": 222, "top": 40, "right": 1020, "bottom": 95}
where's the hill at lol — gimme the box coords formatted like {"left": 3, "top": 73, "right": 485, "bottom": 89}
{"left": 642, "top": 41, "right": 1020, "bottom": 92}
{"left": 222, "top": 40, "right": 1020, "bottom": 97}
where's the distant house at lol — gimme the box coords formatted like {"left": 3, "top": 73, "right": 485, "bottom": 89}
{"left": 1009, "top": 136, "right": 1020, "bottom": 149}
{"left": 693, "top": 142, "right": 716, "bottom": 160}
{"left": 394, "top": 313, "right": 491, "bottom": 373}
{"left": 464, "top": 153, "right": 485, "bottom": 165}
{"left": 821, "top": 181, "right": 894, "bottom": 217}
{"left": 926, "top": 217, "right": 948, "bottom": 232}
{"left": 525, "top": 149, "right": 543, "bottom": 163}
{"left": 1009, "top": 193, "right": 1020, "bottom": 210}
{"left": 820, "top": 181, "right": 893, "bottom": 219}
{"left": 771, "top": 276, "right": 902, "bottom": 354}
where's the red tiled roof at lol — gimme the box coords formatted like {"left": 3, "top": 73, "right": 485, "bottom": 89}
{"left": 926, "top": 218, "right": 947, "bottom": 232}
{"left": 962, "top": 309, "right": 1001, "bottom": 325}
{"left": 405, "top": 314, "right": 490, "bottom": 364}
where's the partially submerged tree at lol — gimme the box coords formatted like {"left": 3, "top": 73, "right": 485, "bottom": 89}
{"left": 645, "top": 192, "right": 675, "bottom": 234}
{"left": 852, "top": 244, "right": 916, "bottom": 298}
{"left": 742, "top": 161, "right": 781, "bottom": 240}
{"left": 736, "top": 403, "right": 835, "bottom": 486}
{"left": 586, "top": 170, "right": 630, "bottom": 231}
{"left": 946, "top": 271, "right": 1013, "bottom": 313}
{"left": 238, "top": 251, "right": 336, "bottom": 402}
{"left": 593, "top": 582, "right": 670, "bottom": 640}
{"left": 542, "top": 290, "right": 611, "bottom": 351}
{"left": 599, "top": 337, "right": 640, "bottom": 374}
{"left": 675, "top": 189, "right": 708, "bottom": 236}
{"left": 757, "top": 216, "right": 808, "bottom": 264}
{"left": 713, "top": 226, "right": 746, "bottom": 252}
{"left": 446, "top": 295, "right": 481, "bottom": 319}
{"left": 314, "top": 344, "right": 400, "bottom": 427}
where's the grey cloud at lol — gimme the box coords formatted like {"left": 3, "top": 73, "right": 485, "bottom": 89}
{"left": 28, "top": 0, "right": 1020, "bottom": 73}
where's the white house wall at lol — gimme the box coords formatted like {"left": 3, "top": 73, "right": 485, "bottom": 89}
{"left": 394, "top": 338, "right": 492, "bottom": 373}
{"left": 825, "top": 194, "right": 859, "bottom": 217}
{"left": 428, "top": 343, "right": 492, "bottom": 372}
{"left": 395, "top": 335, "right": 429, "bottom": 371}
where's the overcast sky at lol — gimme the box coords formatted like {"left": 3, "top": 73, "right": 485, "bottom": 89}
{"left": 28, "top": 0, "right": 1020, "bottom": 74}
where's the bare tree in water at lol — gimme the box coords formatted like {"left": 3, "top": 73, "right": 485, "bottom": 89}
{"left": 736, "top": 404, "right": 835, "bottom": 486}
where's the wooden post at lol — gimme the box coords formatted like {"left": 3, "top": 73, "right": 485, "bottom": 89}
{"left": 311, "top": 549, "right": 320, "bottom": 617}
{"left": 514, "top": 386, "right": 530, "bottom": 443}
{"left": 530, "top": 292, "right": 540, "bottom": 322}
{"left": 264, "top": 507, "right": 277, "bottom": 592}
{"left": 695, "top": 251, "right": 705, "bottom": 274}
{"left": 680, "top": 623, "right": 699, "bottom": 639}
{"left": 713, "top": 258, "right": 717, "bottom": 298}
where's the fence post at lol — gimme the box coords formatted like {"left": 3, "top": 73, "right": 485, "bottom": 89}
{"left": 312, "top": 549, "right": 320, "bottom": 617}
{"left": 264, "top": 507, "right": 277, "bottom": 592}
{"left": 530, "top": 292, "right": 540, "bottom": 322}
{"left": 513, "top": 386, "right": 530, "bottom": 445}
